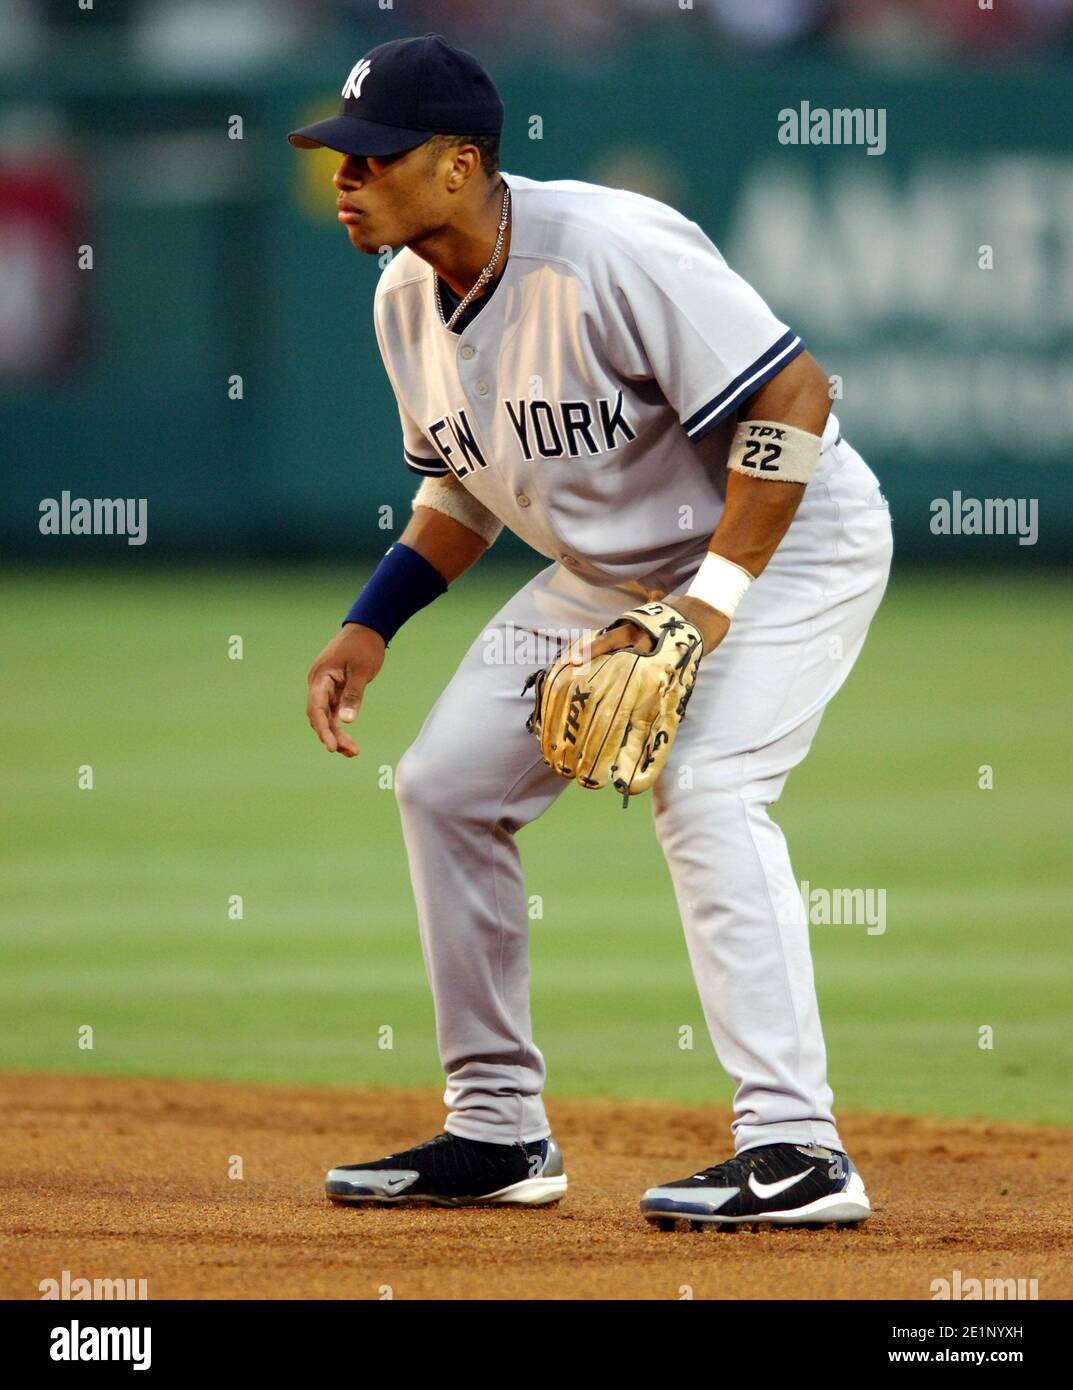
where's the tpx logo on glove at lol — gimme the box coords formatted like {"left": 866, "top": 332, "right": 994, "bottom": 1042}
{"left": 564, "top": 686, "right": 590, "bottom": 745}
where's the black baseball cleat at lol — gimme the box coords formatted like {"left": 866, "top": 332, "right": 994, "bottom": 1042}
{"left": 640, "top": 1142, "right": 871, "bottom": 1229}
{"left": 325, "top": 1131, "right": 567, "bottom": 1207}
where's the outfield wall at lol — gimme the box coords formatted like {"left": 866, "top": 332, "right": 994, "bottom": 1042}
{"left": 3, "top": 40, "right": 1069, "bottom": 562}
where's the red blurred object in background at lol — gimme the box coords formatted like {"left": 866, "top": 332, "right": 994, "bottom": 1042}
{"left": 0, "top": 159, "right": 82, "bottom": 375}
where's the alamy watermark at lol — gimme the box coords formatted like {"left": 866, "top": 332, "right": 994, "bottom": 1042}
{"left": 931, "top": 1269, "right": 1038, "bottom": 1301}
{"left": 482, "top": 622, "right": 593, "bottom": 668}
{"left": 778, "top": 102, "right": 887, "bottom": 157}
{"left": 776, "top": 880, "right": 887, "bottom": 935}
{"left": 39, "top": 491, "right": 148, "bottom": 546}
{"left": 49, "top": 1322, "right": 151, "bottom": 1370}
{"left": 40, "top": 1268, "right": 149, "bottom": 1300}
{"left": 930, "top": 493, "right": 1038, "bottom": 546}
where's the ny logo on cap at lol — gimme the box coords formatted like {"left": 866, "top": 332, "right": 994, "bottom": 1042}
{"left": 341, "top": 58, "right": 372, "bottom": 101}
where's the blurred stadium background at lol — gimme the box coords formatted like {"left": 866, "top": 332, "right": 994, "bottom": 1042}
{"left": 2, "top": 1, "right": 1071, "bottom": 1126}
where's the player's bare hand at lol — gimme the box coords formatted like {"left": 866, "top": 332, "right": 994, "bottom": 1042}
{"left": 306, "top": 623, "right": 386, "bottom": 757}
{"left": 567, "top": 620, "right": 653, "bottom": 666}
{"left": 566, "top": 597, "right": 730, "bottom": 668}
{"left": 664, "top": 594, "right": 731, "bottom": 656}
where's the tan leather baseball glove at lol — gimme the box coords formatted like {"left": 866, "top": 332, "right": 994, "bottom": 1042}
{"left": 521, "top": 601, "right": 704, "bottom": 808}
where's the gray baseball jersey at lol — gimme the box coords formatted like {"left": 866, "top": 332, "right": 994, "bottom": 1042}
{"left": 368, "top": 170, "right": 890, "bottom": 1159}
{"left": 373, "top": 171, "right": 837, "bottom": 589}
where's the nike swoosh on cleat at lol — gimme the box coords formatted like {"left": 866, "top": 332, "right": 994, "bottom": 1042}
{"left": 747, "top": 1169, "right": 813, "bottom": 1200}
{"left": 384, "top": 1175, "right": 412, "bottom": 1189}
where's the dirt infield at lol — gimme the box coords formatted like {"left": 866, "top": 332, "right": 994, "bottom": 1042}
{"left": 1, "top": 1072, "right": 1069, "bottom": 1300}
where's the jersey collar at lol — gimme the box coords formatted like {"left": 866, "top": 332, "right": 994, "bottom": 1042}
{"left": 431, "top": 170, "right": 523, "bottom": 338}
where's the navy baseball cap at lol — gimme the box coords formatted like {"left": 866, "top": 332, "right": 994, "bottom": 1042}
{"left": 288, "top": 33, "right": 504, "bottom": 158}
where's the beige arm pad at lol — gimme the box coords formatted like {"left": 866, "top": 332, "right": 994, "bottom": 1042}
{"left": 411, "top": 474, "right": 504, "bottom": 547}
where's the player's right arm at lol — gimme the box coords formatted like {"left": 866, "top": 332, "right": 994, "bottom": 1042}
{"left": 308, "top": 266, "right": 506, "bottom": 756}
{"left": 398, "top": 494, "right": 494, "bottom": 584}
{"left": 305, "top": 480, "right": 499, "bottom": 757}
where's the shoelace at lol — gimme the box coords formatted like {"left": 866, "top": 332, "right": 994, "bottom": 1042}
{"left": 695, "top": 1145, "right": 818, "bottom": 1186}
{"left": 385, "top": 1132, "right": 531, "bottom": 1179}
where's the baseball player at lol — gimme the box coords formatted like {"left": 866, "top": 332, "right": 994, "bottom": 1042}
{"left": 292, "top": 34, "right": 891, "bottom": 1227}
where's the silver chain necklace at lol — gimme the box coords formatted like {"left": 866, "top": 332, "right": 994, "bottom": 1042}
{"left": 436, "top": 184, "right": 511, "bottom": 332}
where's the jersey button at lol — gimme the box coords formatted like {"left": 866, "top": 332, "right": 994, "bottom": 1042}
{"left": 475, "top": 381, "right": 489, "bottom": 395}
{"left": 460, "top": 345, "right": 476, "bottom": 360}
{"left": 516, "top": 494, "right": 530, "bottom": 507}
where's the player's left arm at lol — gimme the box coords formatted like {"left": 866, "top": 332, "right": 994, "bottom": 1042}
{"left": 576, "top": 349, "right": 830, "bottom": 668}
{"left": 586, "top": 205, "right": 837, "bottom": 665}
{"left": 672, "top": 349, "right": 830, "bottom": 652}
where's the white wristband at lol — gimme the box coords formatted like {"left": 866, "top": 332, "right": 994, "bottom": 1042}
{"left": 727, "top": 419, "right": 822, "bottom": 484}
{"left": 685, "top": 552, "right": 754, "bottom": 620}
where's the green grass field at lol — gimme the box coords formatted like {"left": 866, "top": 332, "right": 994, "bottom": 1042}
{"left": 2, "top": 565, "right": 1070, "bottom": 1125}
